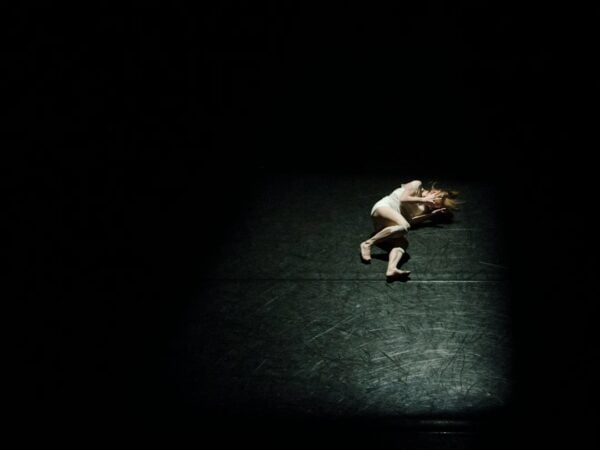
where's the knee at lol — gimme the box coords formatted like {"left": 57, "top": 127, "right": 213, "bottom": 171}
{"left": 390, "top": 246, "right": 405, "bottom": 256}
{"left": 390, "top": 223, "right": 410, "bottom": 233}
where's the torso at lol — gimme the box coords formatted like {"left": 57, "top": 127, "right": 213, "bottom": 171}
{"left": 400, "top": 202, "right": 426, "bottom": 220}
{"left": 371, "top": 184, "right": 426, "bottom": 219}
{"left": 396, "top": 184, "right": 426, "bottom": 220}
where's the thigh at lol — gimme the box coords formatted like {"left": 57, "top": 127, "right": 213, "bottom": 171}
{"left": 371, "top": 206, "right": 410, "bottom": 232}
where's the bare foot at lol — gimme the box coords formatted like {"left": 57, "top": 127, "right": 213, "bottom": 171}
{"left": 360, "top": 241, "right": 372, "bottom": 262}
{"left": 386, "top": 269, "right": 411, "bottom": 278}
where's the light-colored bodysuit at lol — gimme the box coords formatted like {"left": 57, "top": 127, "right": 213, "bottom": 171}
{"left": 370, "top": 186, "right": 405, "bottom": 216}
{"left": 370, "top": 184, "right": 425, "bottom": 219}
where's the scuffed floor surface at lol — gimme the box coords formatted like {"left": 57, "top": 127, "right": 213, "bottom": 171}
{"left": 167, "top": 173, "right": 512, "bottom": 426}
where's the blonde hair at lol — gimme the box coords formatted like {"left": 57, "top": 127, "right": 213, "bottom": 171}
{"left": 428, "top": 181, "right": 461, "bottom": 212}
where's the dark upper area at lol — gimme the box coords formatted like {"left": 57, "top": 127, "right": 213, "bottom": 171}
{"left": 9, "top": 2, "right": 596, "bottom": 178}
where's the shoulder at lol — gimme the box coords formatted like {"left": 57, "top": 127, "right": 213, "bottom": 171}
{"left": 402, "top": 180, "right": 422, "bottom": 194}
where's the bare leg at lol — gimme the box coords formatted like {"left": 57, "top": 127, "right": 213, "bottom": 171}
{"left": 360, "top": 225, "right": 408, "bottom": 261}
{"left": 386, "top": 247, "right": 410, "bottom": 278}
{"left": 360, "top": 206, "right": 410, "bottom": 262}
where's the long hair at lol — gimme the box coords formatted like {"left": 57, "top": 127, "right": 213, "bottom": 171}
{"left": 427, "top": 181, "right": 462, "bottom": 221}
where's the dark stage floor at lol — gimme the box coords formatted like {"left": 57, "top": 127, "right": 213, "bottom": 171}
{"left": 171, "top": 173, "right": 512, "bottom": 415}
{"left": 157, "top": 173, "right": 515, "bottom": 447}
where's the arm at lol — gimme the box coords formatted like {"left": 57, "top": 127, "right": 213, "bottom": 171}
{"left": 401, "top": 190, "right": 441, "bottom": 204}
{"left": 398, "top": 180, "right": 424, "bottom": 203}
{"left": 409, "top": 208, "right": 450, "bottom": 226}
{"left": 401, "top": 195, "right": 428, "bottom": 203}
{"left": 400, "top": 180, "right": 443, "bottom": 205}
{"left": 408, "top": 212, "right": 434, "bottom": 225}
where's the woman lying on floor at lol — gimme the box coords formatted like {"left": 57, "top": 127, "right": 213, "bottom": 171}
{"left": 360, "top": 180, "right": 459, "bottom": 280}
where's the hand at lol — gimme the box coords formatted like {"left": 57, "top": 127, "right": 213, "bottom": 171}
{"left": 421, "top": 193, "right": 443, "bottom": 205}
{"left": 431, "top": 207, "right": 450, "bottom": 216}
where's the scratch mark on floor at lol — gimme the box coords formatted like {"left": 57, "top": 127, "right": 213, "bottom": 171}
{"left": 478, "top": 261, "right": 508, "bottom": 269}
{"left": 306, "top": 315, "right": 356, "bottom": 343}
{"left": 253, "top": 359, "right": 267, "bottom": 373}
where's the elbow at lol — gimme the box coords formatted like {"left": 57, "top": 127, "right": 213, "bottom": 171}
{"left": 408, "top": 180, "right": 422, "bottom": 192}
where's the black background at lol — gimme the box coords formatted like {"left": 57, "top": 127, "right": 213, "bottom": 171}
{"left": 10, "top": 2, "right": 595, "bottom": 175}
{"left": 13, "top": 1, "right": 597, "bottom": 446}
